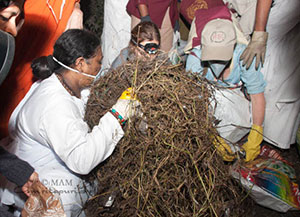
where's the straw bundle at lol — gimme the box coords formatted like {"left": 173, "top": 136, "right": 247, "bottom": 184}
{"left": 84, "top": 55, "right": 247, "bottom": 216}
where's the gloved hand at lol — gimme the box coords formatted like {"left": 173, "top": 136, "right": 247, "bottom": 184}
{"left": 119, "top": 88, "right": 148, "bottom": 134}
{"left": 119, "top": 87, "right": 137, "bottom": 100}
{"left": 242, "top": 124, "right": 263, "bottom": 162}
{"left": 240, "top": 31, "right": 268, "bottom": 70}
{"left": 213, "top": 136, "right": 235, "bottom": 162}
{"left": 141, "top": 15, "right": 152, "bottom": 22}
{"left": 112, "top": 88, "right": 141, "bottom": 124}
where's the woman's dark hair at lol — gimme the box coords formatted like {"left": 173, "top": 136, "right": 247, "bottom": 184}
{"left": 130, "top": 21, "right": 160, "bottom": 46}
{"left": 31, "top": 29, "right": 101, "bottom": 80}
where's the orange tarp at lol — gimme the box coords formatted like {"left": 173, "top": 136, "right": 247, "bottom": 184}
{"left": 0, "top": 0, "right": 78, "bottom": 138}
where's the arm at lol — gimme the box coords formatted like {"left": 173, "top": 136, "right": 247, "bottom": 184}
{"left": 242, "top": 92, "right": 265, "bottom": 162}
{"left": 42, "top": 101, "right": 124, "bottom": 175}
{"left": 0, "top": 146, "right": 35, "bottom": 187}
{"left": 240, "top": 0, "right": 272, "bottom": 69}
{"left": 254, "top": 0, "right": 272, "bottom": 31}
{"left": 40, "top": 88, "right": 141, "bottom": 175}
{"left": 250, "top": 92, "right": 265, "bottom": 126}
{"left": 138, "top": 4, "right": 149, "bottom": 17}
{"left": 239, "top": 45, "right": 266, "bottom": 161}
{"left": 137, "top": 1, "right": 152, "bottom": 22}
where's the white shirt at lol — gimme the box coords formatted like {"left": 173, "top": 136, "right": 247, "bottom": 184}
{"left": 3, "top": 73, "right": 124, "bottom": 216}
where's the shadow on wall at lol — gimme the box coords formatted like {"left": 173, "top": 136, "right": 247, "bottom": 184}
{"left": 80, "top": 0, "right": 104, "bottom": 38}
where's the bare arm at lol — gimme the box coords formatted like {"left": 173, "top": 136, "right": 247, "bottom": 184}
{"left": 242, "top": 92, "right": 265, "bottom": 162}
{"left": 138, "top": 4, "right": 149, "bottom": 17}
{"left": 250, "top": 92, "right": 265, "bottom": 126}
{"left": 0, "top": 146, "right": 35, "bottom": 187}
{"left": 240, "top": 0, "right": 271, "bottom": 69}
{"left": 254, "top": 0, "right": 272, "bottom": 31}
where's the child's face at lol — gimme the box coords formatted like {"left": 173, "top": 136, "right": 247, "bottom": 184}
{"left": 136, "top": 39, "right": 160, "bottom": 61}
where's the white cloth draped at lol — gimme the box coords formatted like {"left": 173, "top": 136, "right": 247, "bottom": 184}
{"left": 101, "top": 0, "right": 131, "bottom": 71}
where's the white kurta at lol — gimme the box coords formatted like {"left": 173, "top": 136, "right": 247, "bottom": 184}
{"left": 261, "top": 0, "right": 300, "bottom": 148}
{"left": 101, "top": 0, "right": 131, "bottom": 71}
{"left": 1, "top": 74, "right": 124, "bottom": 216}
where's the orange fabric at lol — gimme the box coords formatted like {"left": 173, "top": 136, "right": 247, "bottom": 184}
{"left": 0, "top": 0, "right": 78, "bottom": 138}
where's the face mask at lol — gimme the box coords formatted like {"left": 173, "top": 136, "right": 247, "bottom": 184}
{"left": 93, "top": 68, "right": 102, "bottom": 83}
{"left": 208, "top": 61, "right": 229, "bottom": 78}
{"left": 53, "top": 57, "right": 100, "bottom": 82}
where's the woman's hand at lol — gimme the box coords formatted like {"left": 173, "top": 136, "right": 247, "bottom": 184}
{"left": 111, "top": 88, "right": 143, "bottom": 128}
{"left": 22, "top": 172, "right": 39, "bottom": 197}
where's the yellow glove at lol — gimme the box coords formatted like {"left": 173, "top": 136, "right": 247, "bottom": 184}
{"left": 213, "top": 136, "right": 235, "bottom": 162}
{"left": 242, "top": 124, "right": 263, "bottom": 162}
{"left": 119, "top": 87, "right": 137, "bottom": 100}
{"left": 112, "top": 88, "right": 140, "bottom": 123}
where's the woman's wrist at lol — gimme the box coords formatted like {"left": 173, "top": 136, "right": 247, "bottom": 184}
{"left": 109, "top": 108, "right": 126, "bottom": 128}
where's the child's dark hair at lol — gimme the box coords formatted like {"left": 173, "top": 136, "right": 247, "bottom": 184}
{"left": 130, "top": 21, "right": 160, "bottom": 46}
{"left": 31, "top": 29, "right": 100, "bottom": 80}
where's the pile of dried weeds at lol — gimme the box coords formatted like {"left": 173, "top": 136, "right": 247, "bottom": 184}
{"left": 84, "top": 55, "right": 247, "bottom": 216}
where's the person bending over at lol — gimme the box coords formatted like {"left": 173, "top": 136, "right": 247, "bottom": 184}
{"left": 1, "top": 29, "right": 140, "bottom": 217}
